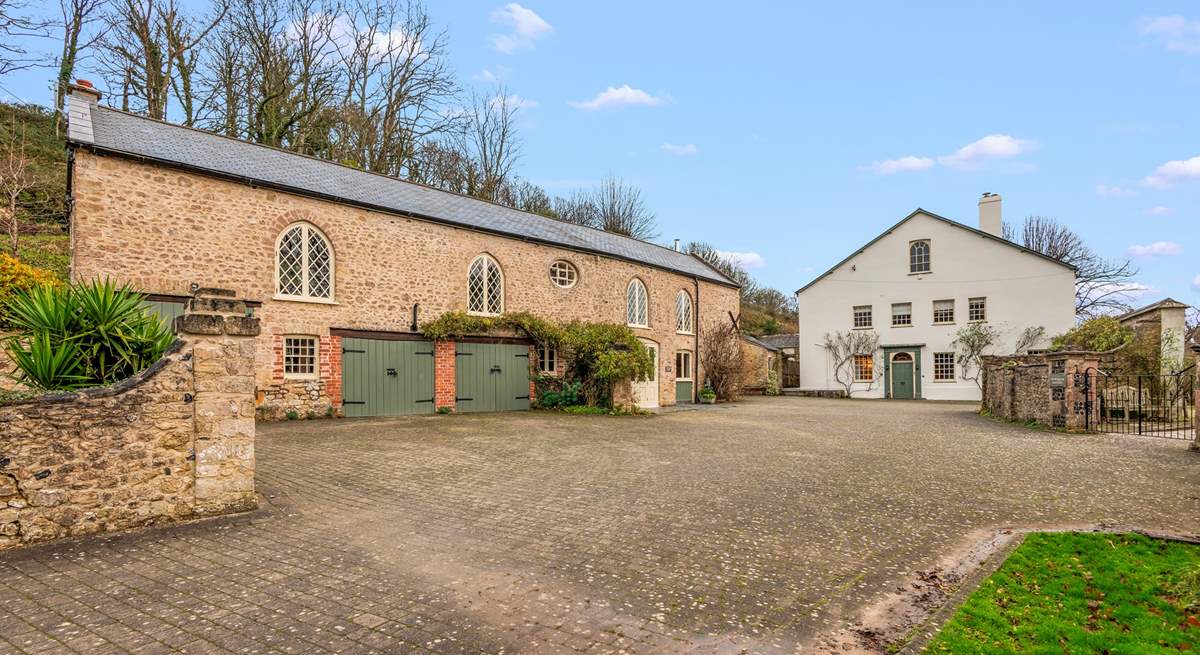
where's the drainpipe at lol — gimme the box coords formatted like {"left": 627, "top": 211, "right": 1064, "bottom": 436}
{"left": 693, "top": 276, "right": 701, "bottom": 402}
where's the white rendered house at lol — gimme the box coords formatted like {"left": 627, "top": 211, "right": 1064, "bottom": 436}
{"left": 794, "top": 194, "right": 1076, "bottom": 401}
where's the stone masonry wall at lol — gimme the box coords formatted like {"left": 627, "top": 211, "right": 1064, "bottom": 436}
{"left": 982, "top": 355, "right": 1051, "bottom": 426}
{"left": 0, "top": 289, "right": 258, "bottom": 550}
{"left": 70, "top": 151, "right": 741, "bottom": 412}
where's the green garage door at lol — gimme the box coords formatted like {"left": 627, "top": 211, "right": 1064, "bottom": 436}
{"left": 455, "top": 342, "right": 531, "bottom": 413}
{"left": 341, "top": 337, "right": 435, "bottom": 417}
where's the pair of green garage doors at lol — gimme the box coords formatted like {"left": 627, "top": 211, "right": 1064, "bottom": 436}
{"left": 340, "top": 338, "right": 530, "bottom": 417}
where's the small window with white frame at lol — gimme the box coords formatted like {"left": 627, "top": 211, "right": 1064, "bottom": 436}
{"left": 853, "top": 305, "right": 873, "bottom": 329}
{"left": 932, "top": 299, "right": 955, "bottom": 324}
{"left": 468, "top": 254, "right": 504, "bottom": 315}
{"left": 968, "top": 297, "right": 987, "bottom": 322}
{"left": 548, "top": 260, "right": 577, "bottom": 288}
{"left": 853, "top": 354, "right": 874, "bottom": 381}
{"left": 933, "top": 352, "right": 955, "bottom": 381}
{"left": 283, "top": 336, "right": 318, "bottom": 379}
{"left": 276, "top": 222, "right": 334, "bottom": 301}
{"left": 891, "top": 302, "right": 912, "bottom": 327}
{"left": 675, "top": 351, "right": 693, "bottom": 380}
{"left": 536, "top": 344, "right": 556, "bottom": 374}
{"left": 909, "top": 240, "right": 931, "bottom": 274}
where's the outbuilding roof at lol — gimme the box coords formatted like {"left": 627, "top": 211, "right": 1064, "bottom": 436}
{"left": 69, "top": 102, "right": 739, "bottom": 287}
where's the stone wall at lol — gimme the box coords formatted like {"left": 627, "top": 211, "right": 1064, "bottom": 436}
{"left": 982, "top": 352, "right": 1100, "bottom": 431}
{"left": 70, "top": 151, "right": 741, "bottom": 413}
{"left": 0, "top": 289, "right": 258, "bottom": 550}
{"left": 981, "top": 355, "right": 1052, "bottom": 426}
{"left": 0, "top": 334, "right": 24, "bottom": 392}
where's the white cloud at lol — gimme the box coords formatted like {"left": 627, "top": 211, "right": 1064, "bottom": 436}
{"left": 568, "top": 85, "right": 670, "bottom": 111}
{"left": 661, "top": 143, "right": 698, "bottom": 156}
{"left": 474, "top": 69, "right": 499, "bottom": 83}
{"left": 1127, "top": 241, "right": 1183, "bottom": 257}
{"left": 1144, "top": 206, "right": 1175, "bottom": 215}
{"left": 1194, "top": 274, "right": 1200, "bottom": 291}
{"left": 862, "top": 155, "right": 934, "bottom": 175}
{"left": 489, "top": 3, "right": 553, "bottom": 54}
{"left": 1138, "top": 15, "right": 1200, "bottom": 54}
{"left": 1142, "top": 155, "right": 1200, "bottom": 188}
{"left": 716, "top": 250, "right": 766, "bottom": 269}
{"left": 937, "top": 134, "right": 1038, "bottom": 170}
{"left": 493, "top": 94, "right": 539, "bottom": 110}
{"left": 1095, "top": 184, "right": 1136, "bottom": 198}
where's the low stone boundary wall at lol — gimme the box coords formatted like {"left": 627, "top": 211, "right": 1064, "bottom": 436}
{"left": 0, "top": 288, "right": 259, "bottom": 550}
{"left": 982, "top": 352, "right": 1099, "bottom": 431}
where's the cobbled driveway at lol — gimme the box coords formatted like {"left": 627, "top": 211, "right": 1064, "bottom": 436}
{"left": 2, "top": 398, "right": 1197, "bottom": 654}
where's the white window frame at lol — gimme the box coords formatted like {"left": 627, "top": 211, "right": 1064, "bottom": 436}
{"left": 274, "top": 222, "right": 335, "bottom": 303}
{"left": 853, "top": 354, "right": 874, "bottom": 381}
{"left": 675, "top": 350, "right": 693, "bottom": 380}
{"left": 968, "top": 297, "right": 987, "bottom": 322}
{"left": 283, "top": 336, "right": 319, "bottom": 380}
{"left": 675, "top": 290, "right": 694, "bottom": 334}
{"left": 467, "top": 254, "right": 504, "bottom": 316}
{"left": 909, "top": 240, "right": 931, "bottom": 274}
{"left": 627, "top": 278, "right": 649, "bottom": 327}
{"left": 536, "top": 344, "right": 557, "bottom": 374}
{"left": 891, "top": 302, "right": 913, "bottom": 327}
{"left": 933, "top": 352, "right": 955, "bottom": 381}
{"left": 549, "top": 260, "right": 578, "bottom": 289}
{"left": 932, "top": 299, "right": 955, "bottom": 325}
{"left": 853, "top": 305, "right": 873, "bottom": 329}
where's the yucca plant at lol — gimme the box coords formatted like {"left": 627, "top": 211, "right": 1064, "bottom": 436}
{"left": 3, "top": 279, "right": 174, "bottom": 391}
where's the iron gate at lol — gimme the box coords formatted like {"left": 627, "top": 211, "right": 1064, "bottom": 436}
{"left": 1087, "top": 365, "right": 1195, "bottom": 439}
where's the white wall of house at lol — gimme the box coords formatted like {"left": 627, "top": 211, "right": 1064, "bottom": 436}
{"left": 795, "top": 199, "right": 1076, "bottom": 401}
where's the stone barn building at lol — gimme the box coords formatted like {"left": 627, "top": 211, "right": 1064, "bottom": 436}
{"left": 63, "top": 83, "right": 740, "bottom": 417}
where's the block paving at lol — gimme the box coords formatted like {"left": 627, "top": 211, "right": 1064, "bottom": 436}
{"left": 2, "top": 397, "right": 1197, "bottom": 653}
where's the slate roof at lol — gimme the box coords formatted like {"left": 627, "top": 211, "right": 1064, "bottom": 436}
{"left": 74, "top": 105, "right": 738, "bottom": 287}
{"left": 794, "top": 208, "right": 1077, "bottom": 295}
{"left": 756, "top": 334, "right": 798, "bottom": 350}
{"left": 741, "top": 335, "right": 779, "bottom": 352}
{"left": 1117, "top": 297, "right": 1189, "bottom": 322}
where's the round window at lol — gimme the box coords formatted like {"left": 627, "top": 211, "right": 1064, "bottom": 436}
{"left": 549, "top": 260, "right": 578, "bottom": 288}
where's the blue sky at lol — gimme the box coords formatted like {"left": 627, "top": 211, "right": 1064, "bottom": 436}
{"left": 3, "top": 2, "right": 1198, "bottom": 306}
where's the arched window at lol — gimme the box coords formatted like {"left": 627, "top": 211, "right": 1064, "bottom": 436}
{"left": 276, "top": 222, "right": 333, "bottom": 300}
{"left": 626, "top": 278, "right": 648, "bottom": 327}
{"left": 468, "top": 254, "right": 504, "bottom": 315}
{"left": 909, "top": 240, "right": 930, "bottom": 273}
{"left": 675, "top": 290, "right": 693, "bottom": 333}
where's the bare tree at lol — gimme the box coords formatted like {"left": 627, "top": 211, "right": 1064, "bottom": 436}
{"left": 953, "top": 322, "right": 1001, "bottom": 388}
{"left": 1013, "top": 325, "right": 1046, "bottom": 355}
{"left": 699, "top": 323, "right": 744, "bottom": 401}
{"left": 821, "top": 330, "right": 879, "bottom": 397}
{"left": 0, "top": 0, "right": 50, "bottom": 76}
{"left": 0, "top": 122, "right": 46, "bottom": 256}
{"left": 1003, "top": 215, "right": 1139, "bottom": 318}
{"left": 589, "top": 175, "right": 657, "bottom": 240}
{"left": 459, "top": 88, "right": 520, "bottom": 201}
{"left": 552, "top": 190, "right": 596, "bottom": 226}
{"left": 53, "top": 0, "right": 108, "bottom": 128}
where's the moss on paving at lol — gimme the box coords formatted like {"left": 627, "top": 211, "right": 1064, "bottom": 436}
{"left": 925, "top": 532, "right": 1200, "bottom": 654}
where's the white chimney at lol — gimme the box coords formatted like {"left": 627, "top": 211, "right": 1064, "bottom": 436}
{"left": 978, "top": 192, "right": 1002, "bottom": 236}
{"left": 673, "top": 238, "right": 680, "bottom": 252}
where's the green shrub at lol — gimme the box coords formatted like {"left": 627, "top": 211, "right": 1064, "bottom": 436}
{"left": 2, "top": 279, "right": 173, "bottom": 390}
{"left": 765, "top": 369, "right": 780, "bottom": 396}
{"left": 286, "top": 409, "right": 300, "bottom": 420}
{"left": 1051, "top": 316, "right": 1132, "bottom": 352}
{"left": 0, "top": 254, "right": 60, "bottom": 329}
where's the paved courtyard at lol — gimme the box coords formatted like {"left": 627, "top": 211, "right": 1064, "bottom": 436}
{"left": 1, "top": 397, "right": 1197, "bottom": 654}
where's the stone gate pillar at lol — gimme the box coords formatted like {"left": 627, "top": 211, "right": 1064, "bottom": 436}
{"left": 1192, "top": 342, "right": 1199, "bottom": 452}
{"left": 176, "top": 288, "right": 260, "bottom": 514}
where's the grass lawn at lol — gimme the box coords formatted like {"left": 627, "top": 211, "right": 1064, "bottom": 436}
{"left": 15, "top": 234, "right": 69, "bottom": 281}
{"left": 925, "top": 532, "right": 1200, "bottom": 654}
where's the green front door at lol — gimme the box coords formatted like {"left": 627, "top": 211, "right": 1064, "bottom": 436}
{"left": 890, "top": 353, "right": 915, "bottom": 399}
{"left": 340, "top": 337, "right": 435, "bottom": 417}
{"left": 455, "top": 342, "right": 532, "bottom": 413}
